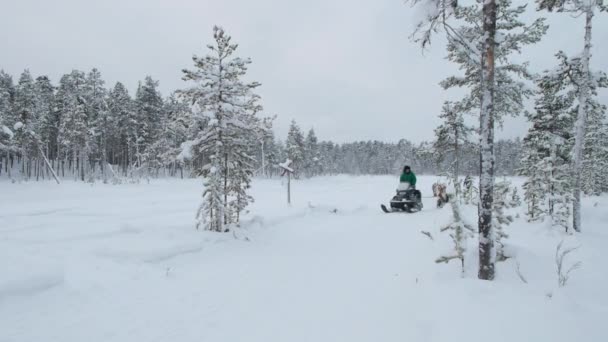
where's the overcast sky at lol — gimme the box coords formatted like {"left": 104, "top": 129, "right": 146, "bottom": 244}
{"left": 1, "top": 0, "right": 607, "bottom": 143}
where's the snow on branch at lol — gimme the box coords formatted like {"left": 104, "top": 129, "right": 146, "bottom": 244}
{"left": 406, "top": 0, "right": 459, "bottom": 48}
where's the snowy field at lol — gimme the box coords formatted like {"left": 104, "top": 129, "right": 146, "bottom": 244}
{"left": 1, "top": 175, "right": 607, "bottom": 342}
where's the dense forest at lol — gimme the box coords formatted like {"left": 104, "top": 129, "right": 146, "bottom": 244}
{"left": 0, "top": 68, "right": 522, "bottom": 182}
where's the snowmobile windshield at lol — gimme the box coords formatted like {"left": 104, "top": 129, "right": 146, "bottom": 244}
{"left": 398, "top": 182, "right": 411, "bottom": 191}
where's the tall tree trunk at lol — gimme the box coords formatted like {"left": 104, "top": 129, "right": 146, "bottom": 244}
{"left": 454, "top": 121, "right": 460, "bottom": 196}
{"left": 80, "top": 150, "right": 86, "bottom": 182}
{"left": 224, "top": 152, "right": 229, "bottom": 226}
{"left": 572, "top": 7, "right": 594, "bottom": 233}
{"left": 478, "top": 0, "right": 497, "bottom": 281}
{"left": 36, "top": 141, "right": 60, "bottom": 184}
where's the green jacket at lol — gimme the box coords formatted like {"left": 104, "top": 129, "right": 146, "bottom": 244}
{"left": 400, "top": 172, "right": 417, "bottom": 186}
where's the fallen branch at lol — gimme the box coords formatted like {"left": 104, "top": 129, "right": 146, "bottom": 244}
{"left": 421, "top": 230, "right": 434, "bottom": 240}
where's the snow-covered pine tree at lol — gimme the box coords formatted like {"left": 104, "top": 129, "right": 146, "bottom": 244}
{"left": 107, "top": 82, "right": 137, "bottom": 174}
{"left": 441, "top": 1, "right": 547, "bottom": 269}
{"left": 0, "top": 71, "right": 15, "bottom": 170}
{"left": 13, "top": 70, "right": 40, "bottom": 178}
{"left": 510, "top": 187, "right": 522, "bottom": 207}
{"left": 304, "top": 128, "right": 321, "bottom": 177}
{"left": 318, "top": 141, "right": 335, "bottom": 176}
{"left": 440, "top": 1, "right": 548, "bottom": 126}
{"left": 254, "top": 123, "right": 279, "bottom": 177}
{"left": 436, "top": 199, "right": 475, "bottom": 276}
{"left": 462, "top": 174, "right": 476, "bottom": 204}
{"left": 251, "top": 116, "right": 275, "bottom": 178}
{"left": 180, "top": 26, "right": 263, "bottom": 232}
{"left": 536, "top": 0, "right": 607, "bottom": 232}
{"left": 581, "top": 98, "right": 608, "bottom": 195}
{"left": 493, "top": 180, "right": 514, "bottom": 261}
{"left": 31, "top": 76, "right": 57, "bottom": 180}
{"left": 35, "top": 76, "right": 57, "bottom": 161}
{"left": 286, "top": 120, "right": 305, "bottom": 177}
{"left": 407, "top": 0, "right": 547, "bottom": 280}
{"left": 520, "top": 147, "right": 545, "bottom": 221}
{"left": 145, "top": 93, "right": 191, "bottom": 176}
{"left": 135, "top": 76, "right": 164, "bottom": 171}
{"left": 57, "top": 70, "right": 91, "bottom": 181}
{"left": 433, "top": 101, "right": 473, "bottom": 194}
{"left": 227, "top": 112, "right": 266, "bottom": 224}
{"left": 520, "top": 55, "right": 577, "bottom": 230}
{"left": 84, "top": 68, "right": 108, "bottom": 176}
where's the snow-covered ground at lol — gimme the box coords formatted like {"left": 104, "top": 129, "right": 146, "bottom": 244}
{"left": 1, "top": 176, "right": 607, "bottom": 342}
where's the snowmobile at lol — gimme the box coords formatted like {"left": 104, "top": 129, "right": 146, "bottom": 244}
{"left": 381, "top": 182, "right": 423, "bottom": 213}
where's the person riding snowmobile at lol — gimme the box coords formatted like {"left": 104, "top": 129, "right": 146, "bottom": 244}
{"left": 380, "top": 165, "right": 423, "bottom": 213}
{"left": 399, "top": 165, "right": 417, "bottom": 189}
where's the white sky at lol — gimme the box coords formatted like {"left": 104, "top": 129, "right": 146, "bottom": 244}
{"left": 1, "top": 0, "right": 607, "bottom": 143}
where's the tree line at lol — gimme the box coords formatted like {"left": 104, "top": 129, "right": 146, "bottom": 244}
{"left": 0, "top": 69, "right": 523, "bottom": 184}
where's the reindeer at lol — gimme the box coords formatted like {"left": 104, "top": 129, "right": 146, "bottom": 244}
{"left": 432, "top": 182, "right": 449, "bottom": 208}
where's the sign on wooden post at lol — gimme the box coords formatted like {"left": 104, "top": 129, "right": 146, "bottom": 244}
{"left": 279, "top": 159, "right": 294, "bottom": 205}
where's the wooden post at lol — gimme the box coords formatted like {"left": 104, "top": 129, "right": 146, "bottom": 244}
{"left": 279, "top": 159, "right": 294, "bottom": 206}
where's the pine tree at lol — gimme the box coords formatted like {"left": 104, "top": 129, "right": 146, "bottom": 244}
{"left": 423, "top": 0, "right": 546, "bottom": 279}
{"left": 493, "top": 180, "right": 514, "bottom": 261}
{"left": 12, "top": 70, "right": 41, "bottom": 179}
{"left": 520, "top": 56, "right": 577, "bottom": 230}
{"left": 107, "top": 82, "right": 137, "bottom": 173}
{"left": 433, "top": 101, "right": 473, "bottom": 193}
{"left": 436, "top": 200, "right": 475, "bottom": 276}
{"left": 251, "top": 116, "right": 275, "bottom": 177}
{"left": 286, "top": 120, "right": 305, "bottom": 176}
{"left": 57, "top": 70, "right": 90, "bottom": 181}
{"left": 520, "top": 147, "right": 545, "bottom": 221}
{"left": 0, "top": 71, "right": 15, "bottom": 158}
{"left": 146, "top": 93, "right": 191, "bottom": 175}
{"left": 304, "top": 128, "right": 321, "bottom": 177}
{"left": 537, "top": 0, "right": 607, "bottom": 232}
{"left": 180, "top": 26, "right": 264, "bottom": 232}
{"left": 254, "top": 126, "right": 279, "bottom": 177}
{"left": 35, "top": 76, "right": 57, "bottom": 160}
{"left": 85, "top": 68, "right": 109, "bottom": 173}
{"left": 440, "top": 0, "right": 548, "bottom": 126}
{"left": 135, "top": 76, "right": 164, "bottom": 168}
{"left": 581, "top": 99, "right": 608, "bottom": 195}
